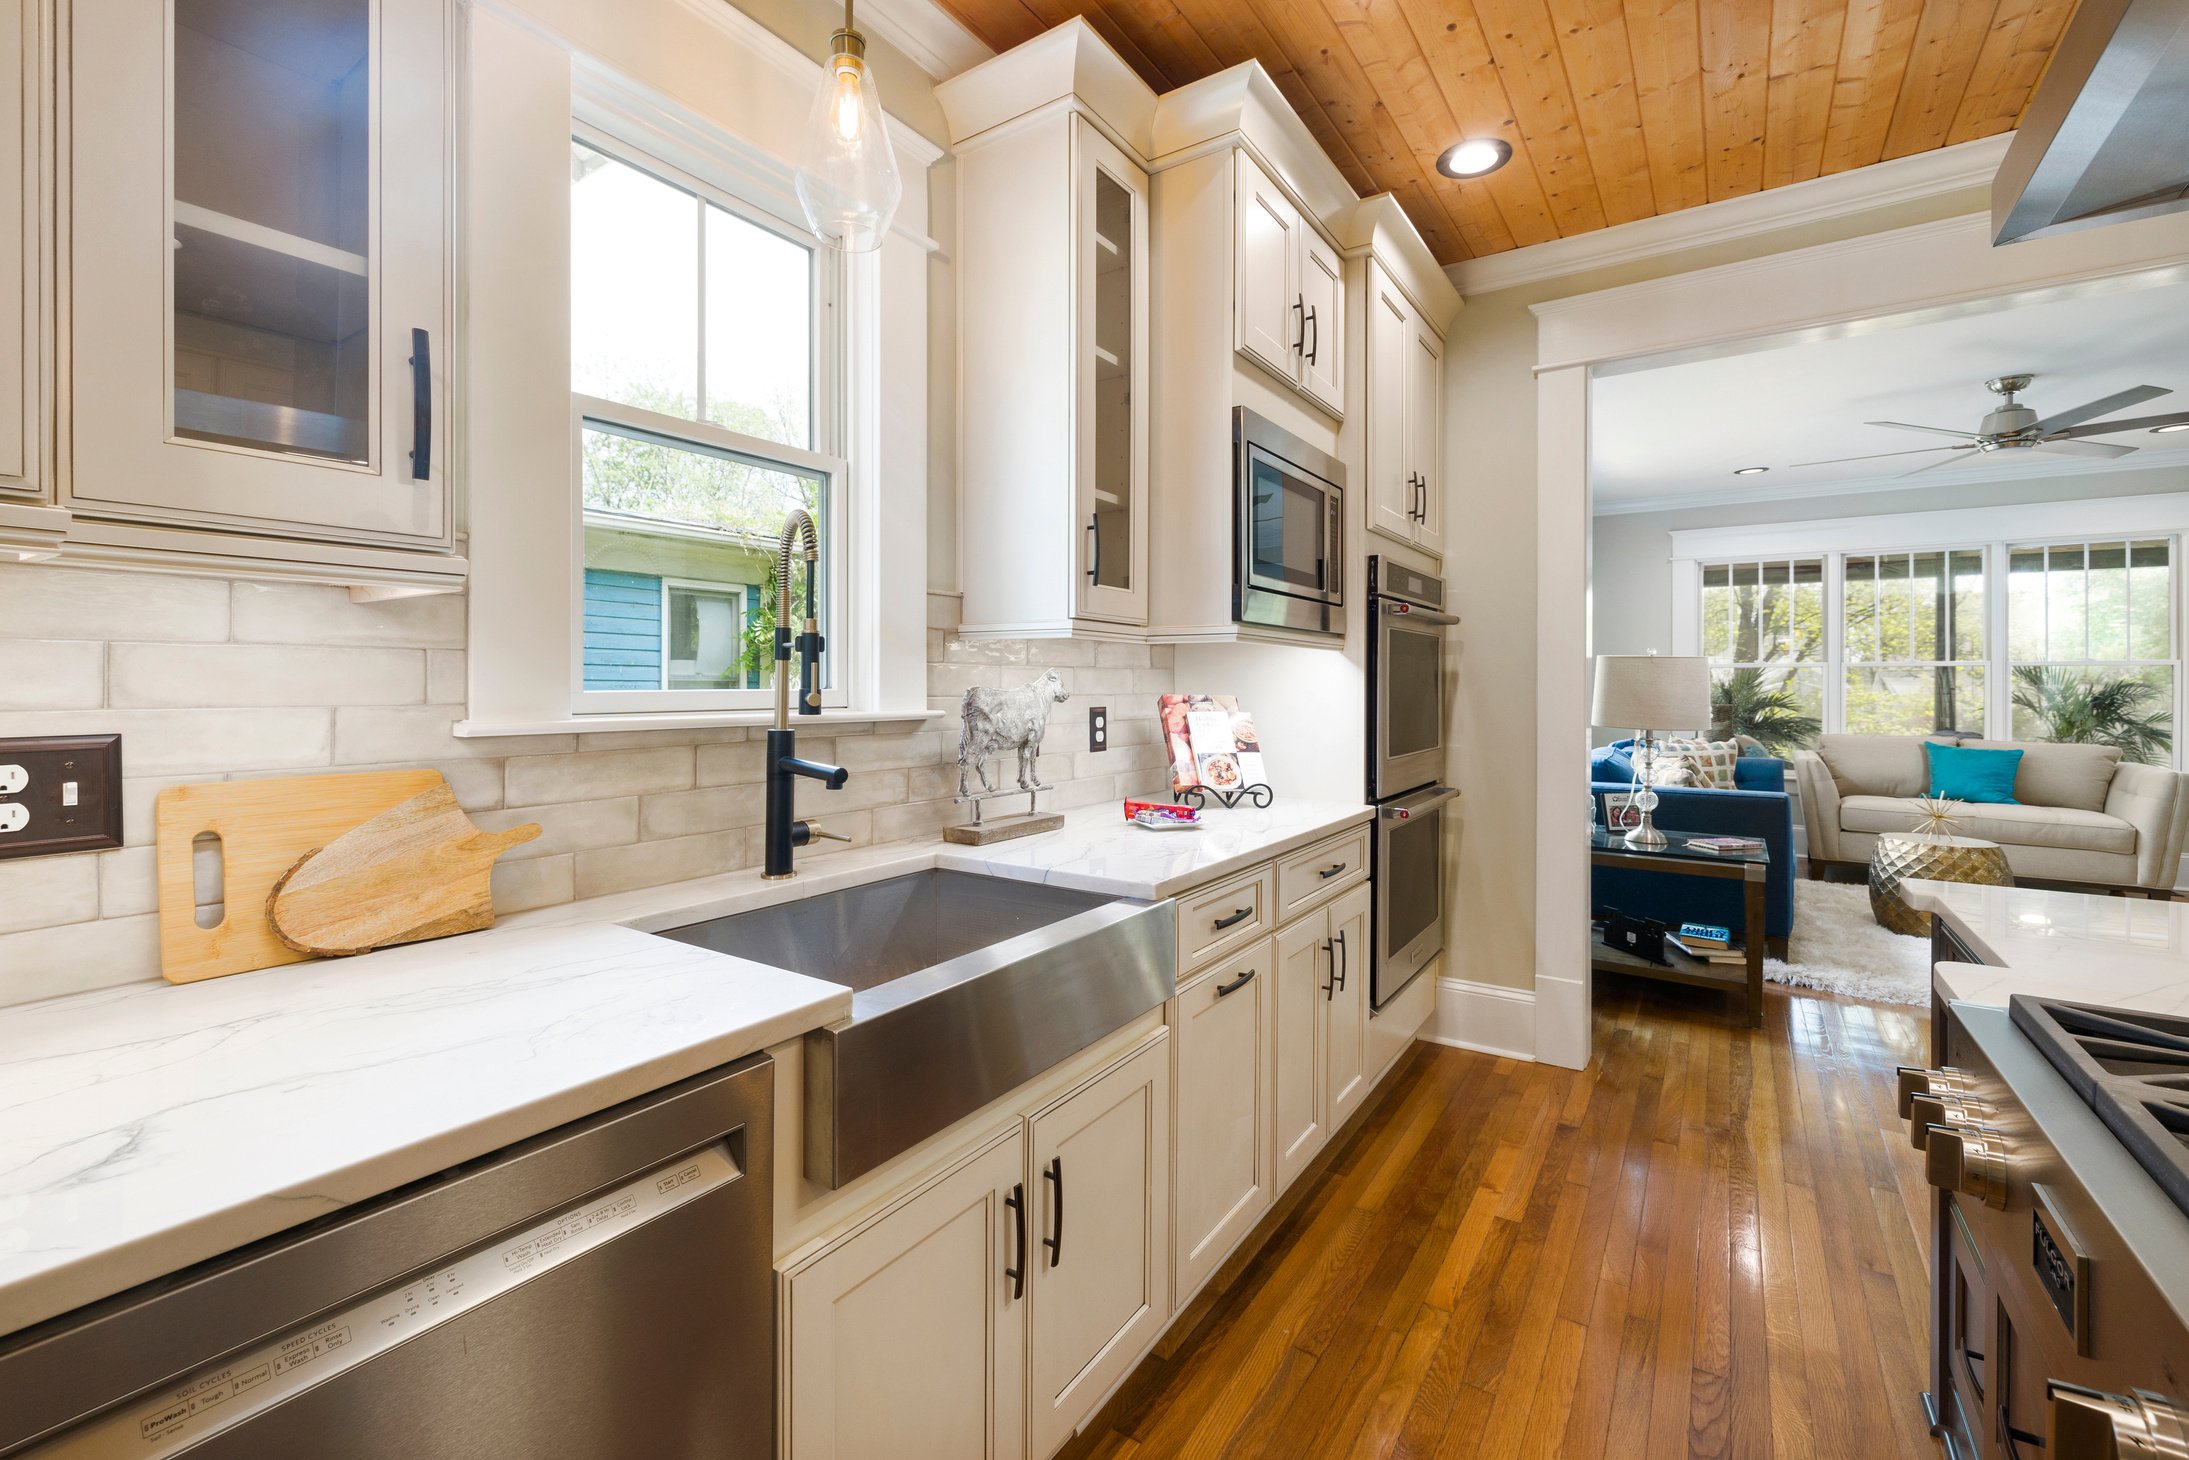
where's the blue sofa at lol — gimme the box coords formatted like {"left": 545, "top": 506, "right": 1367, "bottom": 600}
{"left": 1590, "top": 741, "right": 1795, "bottom": 953}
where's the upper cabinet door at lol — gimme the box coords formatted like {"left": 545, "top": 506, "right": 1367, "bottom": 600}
{"left": 1365, "top": 273, "right": 1414, "bottom": 547}
{"left": 67, "top": 0, "right": 449, "bottom": 543}
{"left": 0, "top": 0, "right": 36, "bottom": 498}
{"left": 1074, "top": 118, "right": 1148, "bottom": 627}
{"left": 1232, "top": 151, "right": 1297, "bottom": 385}
{"left": 1407, "top": 322, "right": 1444, "bottom": 557}
{"left": 1296, "top": 233, "right": 1343, "bottom": 416}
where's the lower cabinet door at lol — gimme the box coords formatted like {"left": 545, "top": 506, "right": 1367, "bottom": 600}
{"left": 1273, "top": 913, "right": 1329, "bottom": 1192}
{"left": 1026, "top": 1034, "right": 1171, "bottom": 1460}
{"left": 1171, "top": 939, "right": 1274, "bottom": 1312}
{"left": 783, "top": 1129, "right": 1029, "bottom": 1460}
{"left": 1325, "top": 884, "right": 1372, "bottom": 1130}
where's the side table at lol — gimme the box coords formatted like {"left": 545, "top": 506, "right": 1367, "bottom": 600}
{"left": 1590, "top": 827, "right": 1768, "bottom": 1027}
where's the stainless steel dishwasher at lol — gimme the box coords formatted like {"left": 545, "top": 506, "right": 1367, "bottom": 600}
{"left": 0, "top": 1054, "right": 774, "bottom": 1459}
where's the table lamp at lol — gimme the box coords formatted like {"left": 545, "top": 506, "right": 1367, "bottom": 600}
{"left": 1591, "top": 655, "right": 1710, "bottom": 849}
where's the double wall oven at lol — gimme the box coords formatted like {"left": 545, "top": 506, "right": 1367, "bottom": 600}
{"left": 1367, "top": 557, "right": 1458, "bottom": 1010}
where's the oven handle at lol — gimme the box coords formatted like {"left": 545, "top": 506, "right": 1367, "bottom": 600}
{"left": 1377, "top": 600, "right": 1460, "bottom": 626}
{"left": 1380, "top": 786, "right": 1459, "bottom": 820}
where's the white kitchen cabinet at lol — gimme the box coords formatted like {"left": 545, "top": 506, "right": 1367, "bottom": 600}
{"left": 1364, "top": 259, "right": 1444, "bottom": 557}
{"left": 1025, "top": 1036, "right": 1170, "bottom": 1459}
{"left": 1272, "top": 916, "right": 1328, "bottom": 1191}
{"left": 1171, "top": 938, "right": 1274, "bottom": 1310}
{"left": 783, "top": 1129, "right": 1029, "bottom": 1460}
{"left": 1325, "top": 883, "right": 1372, "bottom": 1130}
{"left": 63, "top": 0, "right": 451, "bottom": 549}
{"left": 1231, "top": 150, "right": 1343, "bottom": 419}
{"left": 0, "top": 0, "right": 40, "bottom": 505}
{"left": 941, "top": 28, "right": 1154, "bottom": 637}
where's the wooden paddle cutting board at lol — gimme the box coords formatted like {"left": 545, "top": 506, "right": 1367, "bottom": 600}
{"left": 269, "top": 783, "right": 540, "bottom": 956}
{"left": 156, "top": 770, "right": 447, "bottom": 983}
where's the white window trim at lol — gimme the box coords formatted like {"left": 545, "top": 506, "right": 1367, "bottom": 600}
{"left": 662, "top": 574, "right": 749, "bottom": 692}
{"left": 456, "top": 9, "right": 937, "bottom": 737}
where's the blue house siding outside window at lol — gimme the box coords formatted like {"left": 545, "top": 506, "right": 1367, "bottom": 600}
{"left": 583, "top": 569, "right": 665, "bottom": 689}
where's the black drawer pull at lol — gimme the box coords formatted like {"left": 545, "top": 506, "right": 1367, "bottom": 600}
{"left": 1213, "top": 905, "right": 1255, "bottom": 931}
{"left": 1004, "top": 1182, "right": 1026, "bottom": 1299}
{"left": 1317, "top": 862, "right": 1346, "bottom": 879}
{"left": 1042, "top": 1157, "right": 1064, "bottom": 1267}
{"left": 1216, "top": 968, "right": 1257, "bottom": 997}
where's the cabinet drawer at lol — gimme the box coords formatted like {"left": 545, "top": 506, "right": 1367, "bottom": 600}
{"left": 1177, "top": 864, "right": 1275, "bottom": 973}
{"left": 1275, "top": 826, "right": 1369, "bottom": 922}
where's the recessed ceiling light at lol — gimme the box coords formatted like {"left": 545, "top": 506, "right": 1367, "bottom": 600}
{"left": 1436, "top": 137, "right": 1513, "bottom": 179}
{"left": 1733, "top": 466, "right": 1769, "bottom": 475}
{"left": 2153, "top": 422, "right": 2189, "bottom": 433}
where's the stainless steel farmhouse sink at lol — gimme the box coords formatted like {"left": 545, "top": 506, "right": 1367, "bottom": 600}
{"left": 657, "top": 870, "right": 1176, "bottom": 1188}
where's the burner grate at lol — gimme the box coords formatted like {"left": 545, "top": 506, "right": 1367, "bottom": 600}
{"left": 2012, "top": 996, "right": 2189, "bottom": 1218}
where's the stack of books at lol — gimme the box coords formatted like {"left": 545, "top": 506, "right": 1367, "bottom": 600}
{"left": 1683, "top": 835, "right": 1765, "bottom": 856}
{"left": 1665, "top": 922, "right": 1746, "bottom": 965}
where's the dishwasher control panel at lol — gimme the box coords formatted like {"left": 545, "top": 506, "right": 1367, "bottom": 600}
{"left": 33, "top": 1144, "right": 739, "bottom": 1459}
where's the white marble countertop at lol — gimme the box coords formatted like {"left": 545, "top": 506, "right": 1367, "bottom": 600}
{"left": 1904, "top": 878, "right": 2189, "bottom": 1016}
{"left": 0, "top": 798, "right": 1369, "bottom": 1338}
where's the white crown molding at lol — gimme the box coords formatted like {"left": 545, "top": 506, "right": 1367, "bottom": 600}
{"left": 1597, "top": 452, "right": 2189, "bottom": 517}
{"left": 848, "top": 0, "right": 994, "bottom": 78}
{"left": 1663, "top": 488, "right": 2189, "bottom": 560}
{"left": 1447, "top": 134, "right": 2014, "bottom": 297}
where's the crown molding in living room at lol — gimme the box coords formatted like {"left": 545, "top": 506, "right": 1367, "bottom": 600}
{"left": 841, "top": 0, "right": 994, "bottom": 77}
{"left": 1446, "top": 134, "right": 2015, "bottom": 298}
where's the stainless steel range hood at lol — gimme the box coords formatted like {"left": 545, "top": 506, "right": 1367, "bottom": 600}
{"left": 1992, "top": 0, "right": 2189, "bottom": 243}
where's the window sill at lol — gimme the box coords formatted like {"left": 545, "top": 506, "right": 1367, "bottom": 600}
{"left": 452, "top": 707, "right": 947, "bottom": 738}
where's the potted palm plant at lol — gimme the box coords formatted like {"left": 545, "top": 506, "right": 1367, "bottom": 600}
{"left": 2009, "top": 667, "right": 2174, "bottom": 765}
{"left": 1710, "top": 667, "right": 1821, "bottom": 756}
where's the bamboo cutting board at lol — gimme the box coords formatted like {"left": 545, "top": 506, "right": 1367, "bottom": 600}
{"left": 269, "top": 783, "right": 540, "bottom": 956}
{"left": 156, "top": 771, "right": 446, "bottom": 983}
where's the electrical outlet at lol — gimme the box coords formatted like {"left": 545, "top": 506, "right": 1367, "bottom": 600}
{"left": 1088, "top": 706, "right": 1108, "bottom": 753}
{"left": 0, "top": 735, "right": 123, "bottom": 860}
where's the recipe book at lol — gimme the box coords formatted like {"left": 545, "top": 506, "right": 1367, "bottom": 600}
{"left": 1160, "top": 694, "right": 1270, "bottom": 794}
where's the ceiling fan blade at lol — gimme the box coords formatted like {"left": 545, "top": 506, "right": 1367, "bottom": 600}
{"left": 2053, "top": 411, "right": 2189, "bottom": 437}
{"left": 2028, "top": 384, "right": 2172, "bottom": 436}
{"left": 2033, "top": 438, "right": 2136, "bottom": 459}
{"left": 1787, "top": 445, "right": 1964, "bottom": 468}
{"left": 1864, "top": 420, "right": 1981, "bottom": 439}
{"left": 1898, "top": 447, "right": 1980, "bottom": 478}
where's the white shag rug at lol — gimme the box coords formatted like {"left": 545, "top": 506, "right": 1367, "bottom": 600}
{"left": 1765, "top": 879, "right": 1931, "bottom": 1006}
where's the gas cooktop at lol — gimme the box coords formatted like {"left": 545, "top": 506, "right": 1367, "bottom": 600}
{"left": 2011, "top": 995, "right": 2189, "bottom": 1218}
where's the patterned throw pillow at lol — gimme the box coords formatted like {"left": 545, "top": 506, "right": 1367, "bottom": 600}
{"left": 1655, "top": 737, "right": 1739, "bottom": 790}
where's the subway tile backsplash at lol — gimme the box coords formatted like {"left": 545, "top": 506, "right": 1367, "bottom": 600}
{"left": 0, "top": 567, "right": 1173, "bottom": 1007}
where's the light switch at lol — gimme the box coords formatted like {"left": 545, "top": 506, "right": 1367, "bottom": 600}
{"left": 61, "top": 781, "right": 79, "bottom": 807}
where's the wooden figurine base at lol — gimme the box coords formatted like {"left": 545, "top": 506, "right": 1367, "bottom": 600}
{"left": 944, "top": 811, "right": 1065, "bottom": 845}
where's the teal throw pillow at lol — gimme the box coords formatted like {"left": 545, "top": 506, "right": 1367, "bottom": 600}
{"left": 1926, "top": 742, "right": 2022, "bottom": 804}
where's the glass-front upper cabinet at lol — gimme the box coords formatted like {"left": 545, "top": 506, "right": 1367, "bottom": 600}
{"left": 1074, "top": 117, "right": 1147, "bottom": 626}
{"left": 66, "top": 0, "right": 449, "bottom": 544}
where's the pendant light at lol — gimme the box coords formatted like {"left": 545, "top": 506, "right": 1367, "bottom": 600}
{"left": 795, "top": 0, "right": 902, "bottom": 252}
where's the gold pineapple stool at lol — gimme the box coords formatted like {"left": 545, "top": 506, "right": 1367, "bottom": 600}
{"left": 1868, "top": 833, "right": 2013, "bottom": 935}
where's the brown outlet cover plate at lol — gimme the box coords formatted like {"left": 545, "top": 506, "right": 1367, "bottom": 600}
{"left": 0, "top": 735, "right": 123, "bottom": 861}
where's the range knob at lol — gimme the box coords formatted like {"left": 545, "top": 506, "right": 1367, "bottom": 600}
{"left": 1896, "top": 1065, "right": 1967, "bottom": 1120}
{"left": 2049, "top": 1381, "right": 2189, "bottom": 1459}
{"left": 1908, "top": 1093, "right": 1990, "bottom": 1150}
{"left": 1925, "top": 1121, "right": 2008, "bottom": 1208}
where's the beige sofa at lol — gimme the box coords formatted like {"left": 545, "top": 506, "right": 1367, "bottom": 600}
{"left": 1792, "top": 735, "right": 2189, "bottom": 894}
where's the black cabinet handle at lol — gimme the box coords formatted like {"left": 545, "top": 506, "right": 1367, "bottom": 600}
{"left": 1213, "top": 905, "right": 1254, "bottom": 931}
{"left": 1318, "top": 862, "right": 1346, "bottom": 879}
{"left": 1292, "top": 293, "right": 1305, "bottom": 354}
{"left": 1333, "top": 929, "right": 1348, "bottom": 991}
{"left": 1322, "top": 939, "right": 1337, "bottom": 1001}
{"left": 1004, "top": 1181, "right": 1026, "bottom": 1299}
{"left": 1085, "top": 515, "right": 1099, "bottom": 584}
{"left": 1042, "top": 1157, "right": 1064, "bottom": 1267}
{"left": 1216, "top": 967, "right": 1257, "bottom": 997}
{"left": 407, "top": 328, "right": 431, "bottom": 481}
{"left": 1305, "top": 305, "right": 1319, "bottom": 366}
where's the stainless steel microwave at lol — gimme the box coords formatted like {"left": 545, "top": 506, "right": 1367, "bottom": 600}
{"left": 1234, "top": 407, "right": 1343, "bottom": 636}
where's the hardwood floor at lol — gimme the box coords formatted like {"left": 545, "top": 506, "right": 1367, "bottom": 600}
{"left": 1073, "top": 974, "right": 1939, "bottom": 1459}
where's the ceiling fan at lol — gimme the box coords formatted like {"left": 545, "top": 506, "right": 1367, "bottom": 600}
{"left": 1790, "top": 374, "right": 2189, "bottom": 477}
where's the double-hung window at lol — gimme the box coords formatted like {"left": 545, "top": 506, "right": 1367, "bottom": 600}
{"left": 2007, "top": 540, "right": 2175, "bottom": 761}
{"left": 1699, "top": 558, "right": 1826, "bottom": 747}
{"left": 569, "top": 134, "right": 845, "bottom": 710}
{"left": 1841, "top": 549, "right": 1986, "bottom": 736}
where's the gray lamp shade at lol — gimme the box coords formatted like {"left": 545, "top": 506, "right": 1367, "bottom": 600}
{"left": 1591, "top": 655, "right": 1711, "bottom": 732}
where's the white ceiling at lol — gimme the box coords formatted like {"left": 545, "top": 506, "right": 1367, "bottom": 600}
{"left": 1589, "top": 275, "right": 2189, "bottom": 514}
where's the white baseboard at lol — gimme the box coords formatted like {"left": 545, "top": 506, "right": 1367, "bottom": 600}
{"left": 1426, "top": 976, "right": 1537, "bottom": 1061}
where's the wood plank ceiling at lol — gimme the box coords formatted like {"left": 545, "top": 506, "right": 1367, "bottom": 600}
{"left": 930, "top": 0, "right": 2080, "bottom": 263}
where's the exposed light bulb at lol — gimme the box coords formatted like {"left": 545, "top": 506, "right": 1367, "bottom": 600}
{"left": 794, "top": 4, "right": 901, "bottom": 253}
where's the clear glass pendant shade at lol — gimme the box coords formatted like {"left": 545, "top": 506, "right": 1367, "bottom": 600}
{"left": 795, "top": 31, "right": 901, "bottom": 253}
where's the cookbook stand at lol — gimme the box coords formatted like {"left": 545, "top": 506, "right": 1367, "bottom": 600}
{"left": 1180, "top": 783, "right": 1273, "bottom": 811}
